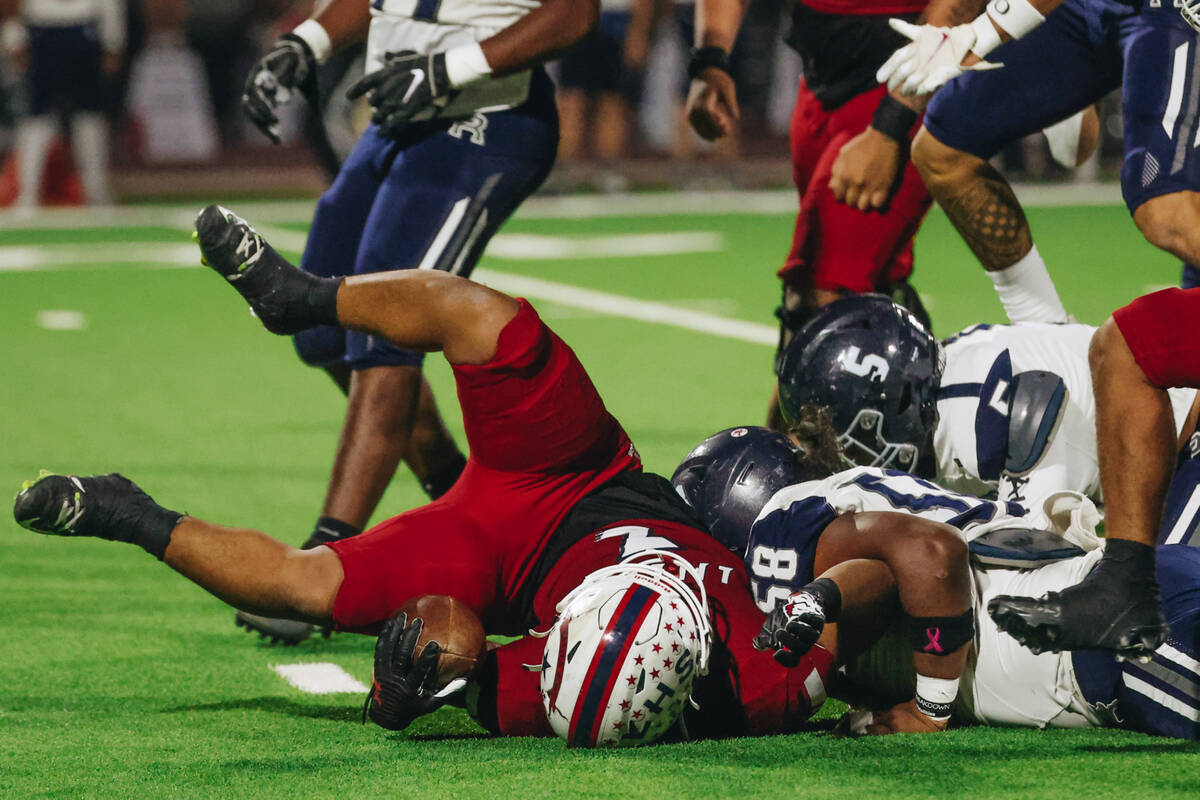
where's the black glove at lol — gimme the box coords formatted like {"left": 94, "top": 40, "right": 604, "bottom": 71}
{"left": 242, "top": 34, "right": 318, "bottom": 144}
{"left": 364, "top": 612, "right": 456, "bottom": 731}
{"left": 753, "top": 590, "right": 827, "bottom": 668}
{"left": 346, "top": 50, "right": 456, "bottom": 137}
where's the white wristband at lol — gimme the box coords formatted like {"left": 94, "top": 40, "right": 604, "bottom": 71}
{"left": 985, "top": 0, "right": 1045, "bottom": 39}
{"left": 444, "top": 42, "right": 492, "bottom": 89}
{"left": 969, "top": 14, "right": 1003, "bottom": 58}
{"left": 291, "top": 19, "right": 333, "bottom": 65}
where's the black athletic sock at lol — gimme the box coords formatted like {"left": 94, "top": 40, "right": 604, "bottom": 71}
{"left": 421, "top": 452, "right": 467, "bottom": 500}
{"left": 302, "top": 516, "right": 362, "bottom": 550}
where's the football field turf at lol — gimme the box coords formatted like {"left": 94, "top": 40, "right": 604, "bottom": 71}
{"left": 2, "top": 192, "right": 1198, "bottom": 798}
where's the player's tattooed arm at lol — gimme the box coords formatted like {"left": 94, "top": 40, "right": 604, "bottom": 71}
{"left": 934, "top": 160, "right": 1033, "bottom": 269}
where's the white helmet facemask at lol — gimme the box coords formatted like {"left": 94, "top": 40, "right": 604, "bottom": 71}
{"left": 532, "top": 550, "right": 713, "bottom": 747}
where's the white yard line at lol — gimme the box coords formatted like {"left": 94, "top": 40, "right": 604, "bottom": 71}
{"left": 0, "top": 182, "right": 1125, "bottom": 230}
{"left": 2, "top": 234, "right": 778, "bottom": 346}
{"left": 272, "top": 663, "right": 368, "bottom": 694}
{"left": 473, "top": 269, "right": 777, "bottom": 346}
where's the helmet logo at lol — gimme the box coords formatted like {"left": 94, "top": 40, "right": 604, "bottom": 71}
{"left": 839, "top": 346, "right": 890, "bottom": 381}
{"left": 730, "top": 428, "right": 748, "bottom": 438}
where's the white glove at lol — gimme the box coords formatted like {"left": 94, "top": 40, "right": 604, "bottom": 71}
{"left": 876, "top": 18, "right": 1003, "bottom": 97}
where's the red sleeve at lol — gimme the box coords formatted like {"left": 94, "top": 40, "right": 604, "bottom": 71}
{"left": 1113, "top": 288, "right": 1200, "bottom": 389}
{"left": 473, "top": 636, "right": 555, "bottom": 737}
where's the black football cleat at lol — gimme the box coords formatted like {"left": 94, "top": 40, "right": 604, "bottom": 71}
{"left": 14, "top": 471, "right": 181, "bottom": 558}
{"left": 234, "top": 611, "right": 321, "bottom": 646}
{"left": 988, "top": 541, "right": 1167, "bottom": 659}
{"left": 192, "top": 205, "right": 340, "bottom": 335}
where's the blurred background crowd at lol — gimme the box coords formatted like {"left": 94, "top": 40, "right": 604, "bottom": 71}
{"left": 0, "top": 0, "right": 1119, "bottom": 204}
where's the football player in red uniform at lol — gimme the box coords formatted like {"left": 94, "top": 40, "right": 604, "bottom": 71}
{"left": 685, "top": 0, "right": 982, "bottom": 425}
{"left": 13, "top": 207, "right": 980, "bottom": 744}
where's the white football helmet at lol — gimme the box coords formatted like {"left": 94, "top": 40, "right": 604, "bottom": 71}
{"left": 536, "top": 551, "right": 713, "bottom": 747}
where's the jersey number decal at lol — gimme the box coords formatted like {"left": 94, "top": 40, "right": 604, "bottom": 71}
{"left": 749, "top": 545, "right": 799, "bottom": 612}
{"left": 839, "top": 346, "right": 890, "bottom": 381}
{"left": 596, "top": 526, "right": 680, "bottom": 560}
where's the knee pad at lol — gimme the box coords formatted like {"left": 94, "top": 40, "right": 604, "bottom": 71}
{"left": 294, "top": 325, "right": 347, "bottom": 369}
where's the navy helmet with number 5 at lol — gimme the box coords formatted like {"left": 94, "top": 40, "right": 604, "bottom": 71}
{"left": 775, "top": 294, "right": 944, "bottom": 473}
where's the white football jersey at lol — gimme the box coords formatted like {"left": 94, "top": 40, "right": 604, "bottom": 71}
{"left": 935, "top": 322, "right": 1196, "bottom": 509}
{"left": 20, "top": 0, "right": 124, "bottom": 51}
{"left": 745, "top": 466, "right": 1034, "bottom": 612}
{"left": 366, "top": 0, "right": 539, "bottom": 113}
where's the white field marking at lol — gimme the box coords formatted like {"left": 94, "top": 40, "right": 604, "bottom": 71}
{"left": 35, "top": 310, "right": 87, "bottom": 330}
{"left": 472, "top": 269, "right": 777, "bottom": 346}
{"left": 253, "top": 225, "right": 726, "bottom": 262}
{"left": 0, "top": 243, "right": 200, "bottom": 270}
{"left": 0, "top": 235, "right": 779, "bottom": 346}
{"left": 1144, "top": 283, "right": 1177, "bottom": 295}
{"left": 272, "top": 662, "right": 368, "bottom": 694}
{"left": 0, "top": 182, "right": 1126, "bottom": 231}
{"left": 485, "top": 231, "right": 723, "bottom": 260}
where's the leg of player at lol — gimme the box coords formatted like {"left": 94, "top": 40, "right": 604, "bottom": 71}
{"left": 989, "top": 318, "right": 1171, "bottom": 656}
{"left": 193, "top": 205, "right": 519, "bottom": 366}
{"left": 12, "top": 473, "right": 342, "bottom": 624}
{"left": 318, "top": 365, "right": 423, "bottom": 530}
{"left": 911, "top": 128, "right": 1069, "bottom": 324}
{"left": 1133, "top": 192, "right": 1200, "bottom": 278}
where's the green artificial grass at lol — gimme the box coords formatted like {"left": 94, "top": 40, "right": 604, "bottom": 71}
{"left": 1, "top": 199, "right": 1197, "bottom": 798}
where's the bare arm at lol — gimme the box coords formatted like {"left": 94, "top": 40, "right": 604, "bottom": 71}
{"left": 480, "top": 0, "right": 600, "bottom": 76}
{"left": 310, "top": 0, "right": 373, "bottom": 51}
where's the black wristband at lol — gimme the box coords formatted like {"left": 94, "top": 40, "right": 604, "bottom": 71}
{"left": 905, "top": 608, "right": 975, "bottom": 656}
{"left": 687, "top": 46, "right": 731, "bottom": 80}
{"left": 806, "top": 577, "right": 843, "bottom": 622}
{"left": 871, "top": 94, "right": 920, "bottom": 144}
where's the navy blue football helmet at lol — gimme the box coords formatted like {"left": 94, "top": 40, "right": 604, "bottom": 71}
{"left": 775, "top": 294, "right": 943, "bottom": 473}
{"left": 672, "top": 426, "right": 807, "bottom": 553}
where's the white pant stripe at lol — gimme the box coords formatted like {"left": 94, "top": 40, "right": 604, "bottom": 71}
{"left": 417, "top": 196, "right": 471, "bottom": 272}
{"left": 1159, "top": 643, "right": 1200, "bottom": 681}
{"left": 1123, "top": 672, "right": 1200, "bottom": 721}
{"left": 449, "top": 207, "right": 489, "bottom": 276}
{"left": 1163, "top": 41, "right": 1191, "bottom": 139}
{"left": 1165, "top": 484, "right": 1200, "bottom": 545}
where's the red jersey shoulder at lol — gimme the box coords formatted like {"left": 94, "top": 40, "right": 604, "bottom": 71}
{"left": 799, "top": 0, "right": 926, "bottom": 16}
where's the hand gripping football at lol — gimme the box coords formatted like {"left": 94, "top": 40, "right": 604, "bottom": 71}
{"left": 395, "top": 594, "right": 487, "bottom": 690}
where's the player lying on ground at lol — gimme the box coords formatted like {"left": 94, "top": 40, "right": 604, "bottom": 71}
{"left": 11, "top": 207, "right": 830, "bottom": 745}
{"left": 676, "top": 428, "right": 1200, "bottom": 739}
{"left": 234, "top": 0, "right": 599, "bottom": 644}
{"left": 774, "top": 294, "right": 1200, "bottom": 534}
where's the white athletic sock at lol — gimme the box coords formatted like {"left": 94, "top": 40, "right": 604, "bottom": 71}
{"left": 987, "top": 245, "right": 1069, "bottom": 324}
{"left": 15, "top": 115, "right": 56, "bottom": 209}
{"left": 70, "top": 113, "right": 113, "bottom": 206}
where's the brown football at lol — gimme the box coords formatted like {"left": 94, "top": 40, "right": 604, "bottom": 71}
{"left": 395, "top": 594, "right": 487, "bottom": 690}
